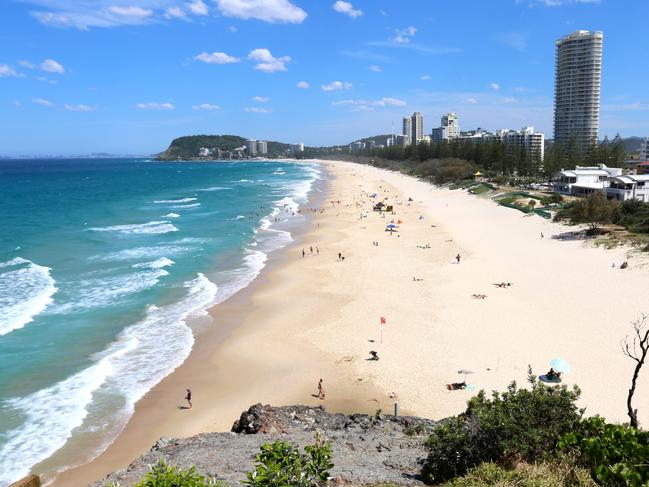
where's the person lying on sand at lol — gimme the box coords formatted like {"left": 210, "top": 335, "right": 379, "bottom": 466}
{"left": 472, "top": 294, "right": 487, "bottom": 299}
{"left": 446, "top": 382, "right": 466, "bottom": 390}
{"left": 369, "top": 350, "right": 380, "bottom": 361}
{"left": 546, "top": 368, "right": 562, "bottom": 381}
{"left": 412, "top": 277, "right": 424, "bottom": 282}
{"left": 493, "top": 282, "right": 513, "bottom": 288}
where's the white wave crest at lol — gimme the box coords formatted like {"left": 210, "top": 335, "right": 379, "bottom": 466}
{"left": 132, "top": 257, "right": 175, "bottom": 270}
{"left": 52, "top": 269, "right": 168, "bottom": 313}
{"left": 198, "top": 186, "right": 228, "bottom": 192}
{"left": 0, "top": 257, "right": 57, "bottom": 336}
{"left": 169, "top": 203, "right": 200, "bottom": 209}
{"left": 89, "top": 221, "right": 178, "bottom": 235}
{"left": 153, "top": 197, "right": 197, "bottom": 204}
{"left": 0, "top": 274, "right": 218, "bottom": 486}
{"left": 164, "top": 213, "right": 180, "bottom": 218}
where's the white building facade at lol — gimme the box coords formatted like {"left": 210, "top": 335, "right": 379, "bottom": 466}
{"left": 431, "top": 113, "right": 459, "bottom": 142}
{"left": 554, "top": 30, "right": 604, "bottom": 154}
{"left": 640, "top": 137, "right": 649, "bottom": 160}
{"left": 551, "top": 164, "right": 622, "bottom": 196}
{"left": 606, "top": 175, "right": 649, "bottom": 202}
{"left": 246, "top": 139, "right": 257, "bottom": 156}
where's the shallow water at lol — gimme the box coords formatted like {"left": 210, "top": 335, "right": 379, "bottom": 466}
{"left": 0, "top": 158, "right": 320, "bottom": 485}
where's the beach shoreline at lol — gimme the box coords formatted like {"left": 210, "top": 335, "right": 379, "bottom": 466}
{"left": 46, "top": 160, "right": 649, "bottom": 486}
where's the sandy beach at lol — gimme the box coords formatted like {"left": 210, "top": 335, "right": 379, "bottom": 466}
{"left": 47, "top": 160, "right": 649, "bottom": 486}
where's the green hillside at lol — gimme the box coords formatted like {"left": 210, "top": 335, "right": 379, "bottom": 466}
{"left": 156, "top": 134, "right": 292, "bottom": 160}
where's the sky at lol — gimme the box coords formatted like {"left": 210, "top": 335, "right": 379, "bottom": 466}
{"left": 0, "top": 0, "right": 648, "bottom": 156}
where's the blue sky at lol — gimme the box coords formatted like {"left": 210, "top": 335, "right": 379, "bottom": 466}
{"left": 0, "top": 0, "right": 648, "bottom": 155}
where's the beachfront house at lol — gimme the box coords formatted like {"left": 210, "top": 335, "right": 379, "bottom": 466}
{"left": 606, "top": 174, "right": 649, "bottom": 202}
{"left": 551, "top": 164, "right": 622, "bottom": 196}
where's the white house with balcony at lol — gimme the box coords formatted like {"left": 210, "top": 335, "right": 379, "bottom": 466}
{"left": 551, "top": 164, "right": 623, "bottom": 196}
{"left": 606, "top": 175, "right": 649, "bottom": 202}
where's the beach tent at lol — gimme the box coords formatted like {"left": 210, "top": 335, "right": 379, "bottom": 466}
{"left": 550, "top": 358, "right": 571, "bottom": 373}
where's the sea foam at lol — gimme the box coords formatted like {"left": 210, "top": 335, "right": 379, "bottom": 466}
{"left": 89, "top": 221, "right": 178, "bottom": 235}
{"left": 0, "top": 257, "right": 57, "bottom": 336}
{"left": 0, "top": 273, "right": 217, "bottom": 486}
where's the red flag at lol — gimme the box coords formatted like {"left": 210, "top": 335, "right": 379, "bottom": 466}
{"left": 380, "top": 317, "right": 386, "bottom": 325}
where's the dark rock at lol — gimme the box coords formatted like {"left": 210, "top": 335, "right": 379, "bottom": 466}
{"left": 93, "top": 404, "right": 438, "bottom": 487}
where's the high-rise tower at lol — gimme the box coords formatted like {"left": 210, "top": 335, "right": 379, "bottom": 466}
{"left": 411, "top": 112, "right": 424, "bottom": 144}
{"left": 554, "top": 30, "right": 603, "bottom": 154}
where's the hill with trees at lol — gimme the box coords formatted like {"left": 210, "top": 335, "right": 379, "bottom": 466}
{"left": 156, "top": 135, "right": 293, "bottom": 160}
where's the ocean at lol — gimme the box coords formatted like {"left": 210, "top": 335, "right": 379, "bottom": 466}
{"left": 0, "top": 158, "right": 321, "bottom": 485}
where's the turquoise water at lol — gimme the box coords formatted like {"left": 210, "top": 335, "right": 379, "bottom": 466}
{"left": 0, "top": 158, "right": 320, "bottom": 485}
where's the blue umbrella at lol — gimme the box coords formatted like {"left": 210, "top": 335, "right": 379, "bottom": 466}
{"left": 550, "top": 358, "right": 571, "bottom": 374}
{"left": 386, "top": 224, "right": 397, "bottom": 229}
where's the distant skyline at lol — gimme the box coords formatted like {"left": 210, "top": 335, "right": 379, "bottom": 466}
{"left": 1, "top": 0, "right": 648, "bottom": 155}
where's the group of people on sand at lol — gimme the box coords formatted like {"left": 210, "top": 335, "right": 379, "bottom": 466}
{"left": 301, "top": 246, "right": 320, "bottom": 258}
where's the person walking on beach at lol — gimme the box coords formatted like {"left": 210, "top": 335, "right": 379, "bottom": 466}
{"left": 316, "top": 246, "right": 320, "bottom": 256}
{"left": 302, "top": 248, "right": 305, "bottom": 258}
{"left": 310, "top": 245, "right": 313, "bottom": 254}
{"left": 185, "top": 389, "right": 192, "bottom": 409}
{"left": 317, "top": 379, "right": 325, "bottom": 400}
{"left": 456, "top": 253, "right": 461, "bottom": 264}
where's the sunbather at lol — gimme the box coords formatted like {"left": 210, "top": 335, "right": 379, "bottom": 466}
{"left": 446, "top": 381, "right": 466, "bottom": 390}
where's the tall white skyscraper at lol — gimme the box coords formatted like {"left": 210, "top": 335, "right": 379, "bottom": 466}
{"left": 432, "top": 113, "right": 459, "bottom": 142}
{"left": 246, "top": 139, "right": 257, "bottom": 155}
{"left": 402, "top": 117, "right": 412, "bottom": 145}
{"left": 554, "top": 30, "right": 604, "bottom": 154}
{"left": 256, "top": 140, "right": 268, "bottom": 154}
{"left": 411, "top": 112, "right": 424, "bottom": 143}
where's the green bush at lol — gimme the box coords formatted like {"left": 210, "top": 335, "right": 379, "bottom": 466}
{"left": 438, "top": 461, "right": 596, "bottom": 486}
{"left": 134, "top": 461, "right": 225, "bottom": 487}
{"left": 560, "top": 416, "right": 649, "bottom": 486}
{"left": 422, "top": 371, "right": 583, "bottom": 483}
{"left": 245, "top": 434, "right": 333, "bottom": 487}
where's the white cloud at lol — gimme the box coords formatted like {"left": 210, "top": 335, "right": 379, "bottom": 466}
{"left": 194, "top": 51, "right": 240, "bottom": 64}
{"left": 490, "top": 83, "right": 500, "bottom": 91}
{"left": 19, "top": 60, "right": 35, "bottom": 69}
{"left": 107, "top": 6, "right": 153, "bottom": 20}
{"left": 392, "top": 26, "right": 417, "bottom": 44}
{"left": 420, "top": 75, "right": 431, "bottom": 80}
{"left": 252, "top": 96, "right": 270, "bottom": 103}
{"left": 245, "top": 107, "right": 271, "bottom": 113}
{"left": 187, "top": 0, "right": 208, "bottom": 15}
{"left": 32, "top": 3, "right": 155, "bottom": 29}
{"left": 13, "top": 100, "right": 22, "bottom": 107}
{"left": 333, "top": 1, "right": 362, "bottom": 18}
{"left": 136, "top": 102, "right": 175, "bottom": 110}
{"left": 41, "top": 59, "right": 65, "bottom": 74}
{"left": 321, "top": 80, "right": 352, "bottom": 92}
{"left": 332, "top": 97, "right": 406, "bottom": 107}
{"left": 464, "top": 97, "right": 478, "bottom": 104}
{"left": 215, "top": 0, "right": 307, "bottom": 23}
{"left": 32, "top": 98, "right": 54, "bottom": 107}
{"left": 64, "top": 104, "right": 96, "bottom": 111}
{"left": 164, "top": 6, "right": 187, "bottom": 18}
{"left": 193, "top": 103, "right": 221, "bottom": 110}
{"left": 502, "top": 97, "right": 517, "bottom": 104}
{"left": 369, "top": 65, "right": 382, "bottom": 72}
{"left": 297, "top": 81, "right": 310, "bottom": 89}
{"left": 0, "top": 64, "right": 18, "bottom": 78}
{"left": 248, "top": 48, "right": 290, "bottom": 72}
{"left": 228, "top": 25, "right": 238, "bottom": 32}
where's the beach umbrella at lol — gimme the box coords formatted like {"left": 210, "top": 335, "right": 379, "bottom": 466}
{"left": 550, "top": 358, "right": 571, "bottom": 373}
{"left": 386, "top": 224, "right": 397, "bottom": 230}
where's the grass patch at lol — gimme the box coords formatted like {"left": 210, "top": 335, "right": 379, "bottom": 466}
{"left": 438, "top": 461, "right": 596, "bottom": 487}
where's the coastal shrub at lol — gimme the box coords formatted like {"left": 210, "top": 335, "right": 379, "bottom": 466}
{"left": 245, "top": 434, "right": 333, "bottom": 487}
{"left": 133, "top": 460, "right": 225, "bottom": 487}
{"left": 437, "top": 460, "right": 596, "bottom": 486}
{"left": 614, "top": 199, "right": 649, "bottom": 234}
{"left": 559, "top": 416, "right": 649, "bottom": 486}
{"left": 422, "top": 371, "right": 583, "bottom": 483}
{"left": 554, "top": 193, "right": 620, "bottom": 233}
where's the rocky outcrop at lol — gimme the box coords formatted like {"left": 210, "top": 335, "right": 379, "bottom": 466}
{"left": 93, "top": 404, "right": 438, "bottom": 486}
